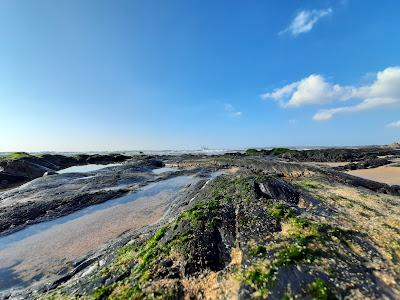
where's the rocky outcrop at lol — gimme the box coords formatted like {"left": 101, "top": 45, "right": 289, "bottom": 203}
{"left": 176, "top": 157, "right": 316, "bottom": 178}
{"left": 217, "top": 157, "right": 400, "bottom": 196}
{"left": 30, "top": 173, "right": 399, "bottom": 299}
{"left": 280, "top": 147, "right": 399, "bottom": 162}
{"left": 0, "top": 159, "right": 52, "bottom": 185}
{"left": 73, "top": 153, "right": 131, "bottom": 165}
{"left": 0, "top": 153, "right": 132, "bottom": 190}
{"left": 333, "top": 158, "right": 392, "bottom": 171}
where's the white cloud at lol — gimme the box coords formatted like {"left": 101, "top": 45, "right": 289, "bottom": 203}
{"left": 281, "top": 8, "right": 332, "bottom": 36}
{"left": 386, "top": 120, "right": 400, "bottom": 128}
{"left": 224, "top": 103, "right": 242, "bottom": 117}
{"left": 262, "top": 67, "right": 400, "bottom": 121}
{"left": 261, "top": 74, "right": 353, "bottom": 107}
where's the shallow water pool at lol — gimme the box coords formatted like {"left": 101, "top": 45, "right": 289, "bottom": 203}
{"left": 0, "top": 175, "right": 195, "bottom": 292}
{"left": 57, "top": 163, "right": 121, "bottom": 174}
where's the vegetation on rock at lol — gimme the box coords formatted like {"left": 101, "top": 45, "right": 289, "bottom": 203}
{"left": 270, "top": 147, "right": 292, "bottom": 155}
{"left": 1, "top": 151, "right": 33, "bottom": 160}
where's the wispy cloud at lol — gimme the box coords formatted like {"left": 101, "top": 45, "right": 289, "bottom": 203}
{"left": 262, "top": 66, "right": 400, "bottom": 121}
{"left": 224, "top": 103, "right": 242, "bottom": 118}
{"left": 281, "top": 8, "right": 332, "bottom": 36}
{"left": 387, "top": 120, "right": 400, "bottom": 128}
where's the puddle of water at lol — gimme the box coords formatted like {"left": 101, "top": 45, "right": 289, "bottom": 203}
{"left": 0, "top": 175, "right": 195, "bottom": 292}
{"left": 57, "top": 163, "right": 121, "bottom": 174}
{"left": 0, "top": 176, "right": 192, "bottom": 250}
{"left": 0, "top": 170, "right": 227, "bottom": 292}
{"left": 0, "top": 176, "right": 193, "bottom": 251}
{"left": 152, "top": 167, "right": 178, "bottom": 174}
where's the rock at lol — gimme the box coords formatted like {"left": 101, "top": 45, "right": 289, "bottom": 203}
{"left": 43, "top": 171, "right": 57, "bottom": 176}
{"left": 159, "top": 259, "right": 173, "bottom": 268}
{"left": 256, "top": 177, "right": 300, "bottom": 205}
{"left": 0, "top": 153, "right": 133, "bottom": 190}
{"left": 334, "top": 158, "right": 392, "bottom": 171}
{"left": 85, "top": 154, "right": 131, "bottom": 164}
{"left": 387, "top": 142, "right": 400, "bottom": 149}
{"left": 280, "top": 147, "right": 399, "bottom": 162}
{"left": 0, "top": 172, "right": 29, "bottom": 189}
{"left": 136, "top": 157, "right": 164, "bottom": 168}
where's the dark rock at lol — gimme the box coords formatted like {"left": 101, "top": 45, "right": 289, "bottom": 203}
{"left": 0, "top": 159, "right": 50, "bottom": 180}
{"left": 280, "top": 147, "right": 399, "bottom": 162}
{"left": 255, "top": 177, "right": 300, "bottom": 205}
{"left": 85, "top": 154, "right": 131, "bottom": 164}
{"left": 334, "top": 158, "right": 392, "bottom": 171}
{"left": 0, "top": 153, "right": 133, "bottom": 190}
{"left": 0, "top": 173, "right": 29, "bottom": 189}
{"left": 224, "top": 152, "right": 246, "bottom": 157}
{"left": 269, "top": 266, "right": 329, "bottom": 299}
{"left": 140, "top": 158, "right": 164, "bottom": 168}
{"left": 183, "top": 223, "right": 228, "bottom": 275}
{"left": 159, "top": 259, "right": 173, "bottom": 268}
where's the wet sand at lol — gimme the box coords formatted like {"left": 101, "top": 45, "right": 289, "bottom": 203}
{"left": 347, "top": 166, "right": 400, "bottom": 185}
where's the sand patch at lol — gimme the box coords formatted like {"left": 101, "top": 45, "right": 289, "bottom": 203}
{"left": 347, "top": 166, "right": 400, "bottom": 185}
{"left": 225, "top": 167, "right": 241, "bottom": 174}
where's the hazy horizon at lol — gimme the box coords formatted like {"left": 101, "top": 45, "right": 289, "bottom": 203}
{"left": 1, "top": 143, "right": 397, "bottom": 154}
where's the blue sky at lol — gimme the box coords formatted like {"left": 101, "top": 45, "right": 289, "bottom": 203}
{"left": 0, "top": 0, "right": 399, "bottom": 151}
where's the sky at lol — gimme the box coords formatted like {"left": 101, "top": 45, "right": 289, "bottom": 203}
{"left": 0, "top": 0, "right": 399, "bottom": 152}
